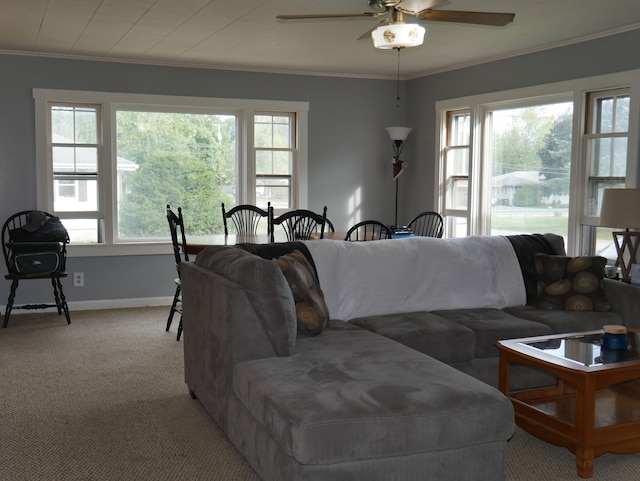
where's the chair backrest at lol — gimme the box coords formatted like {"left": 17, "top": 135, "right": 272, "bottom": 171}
{"left": 324, "top": 217, "right": 336, "bottom": 233}
{"left": 344, "top": 220, "right": 392, "bottom": 241}
{"left": 166, "top": 205, "right": 189, "bottom": 275}
{"left": 269, "top": 206, "right": 327, "bottom": 242}
{"left": 221, "top": 202, "right": 270, "bottom": 235}
{"left": 407, "top": 211, "right": 444, "bottom": 238}
{"left": 2, "top": 210, "right": 69, "bottom": 275}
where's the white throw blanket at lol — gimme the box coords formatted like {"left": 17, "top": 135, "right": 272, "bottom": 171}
{"left": 303, "top": 236, "right": 526, "bottom": 321}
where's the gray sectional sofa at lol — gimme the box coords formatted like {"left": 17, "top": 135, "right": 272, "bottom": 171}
{"left": 181, "top": 234, "right": 640, "bottom": 481}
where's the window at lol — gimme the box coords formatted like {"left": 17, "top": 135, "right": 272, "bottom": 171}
{"left": 436, "top": 71, "right": 640, "bottom": 255}
{"left": 34, "top": 90, "right": 308, "bottom": 255}
{"left": 49, "top": 104, "right": 102, "bottom": 243}
{"left": 585, "top": 90, "right": 630, "bottom": 216}
{"left": 582, "top": 89, "right": 631, "bottom": 259}
{"left": 115, "top": 109, "right": 237, "bottom": 241}
{"left": 254, "top": 112, "right": 296, "bottom": 210}
{"left": 442, "top": 110, "right": 471, "bottom": 237}
{"left": 487, "top": 101, "right": 574, "bottom": 240}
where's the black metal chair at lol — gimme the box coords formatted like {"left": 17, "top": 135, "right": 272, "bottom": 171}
{"left": 166, "top": 205, "right": 189, "bottom": 341}
{"left": 407, "top": 211, "right": 444, "bottom": 238}
{"left": 221, "top": 202, "right": 270, "bottom": 235}
{"left": 344, "top": 220, "right": 392, "bottom": 241}
{"left": 2, "top": 210, "right": 71, "bottom": 328}
{"left": 269, "top": 206, "right": 327, "bottom": 242}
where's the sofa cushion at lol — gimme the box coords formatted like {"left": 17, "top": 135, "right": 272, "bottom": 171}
{"left": 431, "top": 308, "right": 553, "bottom": 358}
{"left": 275, "top": 250, "right": 329, "bottom": 336}
{"left": 503, "top": 305, "right": 622, "bottom": 333}
{"left": 196, "top": 246, "right": 297, "bottom": 356}
{"left": 349, "top": 311, "right": 476, "bottom": 363}
{"left": 232, "top": 320, "right": 514, "bottom": 465}
{"left": 535, "top": 254, "right": 610, "bottom": 312}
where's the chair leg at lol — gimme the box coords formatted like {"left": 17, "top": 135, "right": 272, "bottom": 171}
{"left": 54, "top": 277, "right": 71, "bottom": 324}
{"left": 3, "top": 279, "right": 19, "bottom": 328}
{"left": 51, "top": 277, "right": 63, "bottom": 315}
{"left": 176, "top": 316, "right": 183, "bottom": 341}
{"left": 166, "top": 284, "right": 181, "bottom": 332}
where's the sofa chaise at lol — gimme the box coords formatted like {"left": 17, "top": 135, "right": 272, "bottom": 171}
{"left": 181, "top": 234, "right": 640, "bottom": 481}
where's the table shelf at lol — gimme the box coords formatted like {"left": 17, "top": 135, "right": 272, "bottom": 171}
{"left": 517, "top": 379, "right": 640, "bottom": 428}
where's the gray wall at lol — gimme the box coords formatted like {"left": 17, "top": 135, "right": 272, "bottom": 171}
{"left": 0, "top": 54, "right": 404, "bottom": 307}
{"left": 404, "top": 28, "right": 640, "bottom": 218}
{"left": 2, "top": 28, "right": 639, "bottom": 308}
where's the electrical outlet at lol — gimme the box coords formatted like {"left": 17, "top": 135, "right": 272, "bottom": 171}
{"left": 73, "top": 272, "right": 84, "bottom": 287}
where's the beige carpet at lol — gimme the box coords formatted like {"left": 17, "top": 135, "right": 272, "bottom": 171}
{"left": 1, "top": 307, "right": 639, "bottom": 481}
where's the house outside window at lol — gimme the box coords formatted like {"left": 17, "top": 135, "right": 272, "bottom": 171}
{"left": 34, "top": 90, "right": 308, "bottom": 256}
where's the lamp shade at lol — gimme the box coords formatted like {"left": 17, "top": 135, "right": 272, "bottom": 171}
{"left": 599, "top": 188, "right": 640, "bottom": 228}
{"left": 386, "top": 127, "right": 412, "bottom": 141}
{"left": 372, "top": 23, "right": 425, "bottom": 49}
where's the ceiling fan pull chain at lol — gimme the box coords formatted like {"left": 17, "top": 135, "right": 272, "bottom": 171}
{"left": 396, "top": 47, "right": 401, "bottom": 108}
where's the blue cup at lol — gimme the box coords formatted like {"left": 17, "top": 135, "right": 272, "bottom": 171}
{"left": 601, "top": 332, "right": 628, "bottom": 351}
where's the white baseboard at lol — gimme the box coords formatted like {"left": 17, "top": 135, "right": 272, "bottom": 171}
{"left": 1, "top": 297, "right": 173, "bottom": 315}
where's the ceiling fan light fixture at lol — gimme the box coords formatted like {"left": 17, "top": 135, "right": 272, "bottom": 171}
{"left": 372, "top": 22, "right": 425, "bottom": 49}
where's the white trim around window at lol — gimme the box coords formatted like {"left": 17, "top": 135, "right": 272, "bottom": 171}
{"left": 33, "top": 89, "right": 309, "bottom": 257}
{"left": 435, "top": 69, "right": 640, "bottom": 256}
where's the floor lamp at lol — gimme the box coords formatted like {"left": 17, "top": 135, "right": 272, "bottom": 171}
{"left": 598, "top": 188, "right": 640, "bottom": 283}
{"left": 386, "top": 127, "right": 411, "bottom": 227}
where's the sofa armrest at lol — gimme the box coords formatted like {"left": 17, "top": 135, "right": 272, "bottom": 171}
{"left": 602, "top": 278, "right": 640, "bottom": 329}
{"left": 181, "top": 261, "right": 278, "bottom": 431}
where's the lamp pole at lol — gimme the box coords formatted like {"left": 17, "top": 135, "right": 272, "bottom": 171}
{"left": 395, "top": 176, "right": 399, "bottom": 227}
{"left": 387, "top": 128, "right": 411, "bottom": 227}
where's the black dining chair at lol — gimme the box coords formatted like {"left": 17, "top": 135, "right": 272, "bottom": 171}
{"left": 324, "top": 217, "right": 336, "bottom": 234}
{"left": 2, "top": 210, "right": 71, "bottom": 328}
{"left": 407, "top": 211, "right": 444, "bottom": 238}
{"left": 221, "top": 202, "right": 270, "bottom": 235}
{"left": 269, "top": 206, "right": 328, "bottom": 242}
{"left": 166, "top": 204, "right": 189, "bottom": 341}
{"left": 344, "top": 220, "right": 392, "bottom": 241}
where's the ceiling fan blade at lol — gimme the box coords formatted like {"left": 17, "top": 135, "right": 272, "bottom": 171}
{"left": 396, "top": 0, "right": 450, "bottom": 15}
{"left": 356, "top": 18, "right": 392, "bottom": 40}
{"left": 277, "top": 12, "right": 381, "bottom": 20}
{"left": 417, "top": 10, "right": 515, "bottom": 26}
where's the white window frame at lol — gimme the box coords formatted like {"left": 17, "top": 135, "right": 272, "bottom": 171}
{"left": 34, "top": 89, "right": 309, "bottom": 257}
{"left": 435, "top": 70, "right": 640, "bottom": 255}
{"left": 441, "top": 109, "right": 472, "bottom": 238}
{"left": 253, "top": 111, "right": 299, "bottom": 214}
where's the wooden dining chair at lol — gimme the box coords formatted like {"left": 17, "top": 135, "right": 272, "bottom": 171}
{"left": 269, "top": 206, "right": 327, "bottom": 242}
{"left": 221, "top": 202, "right": 270, "bottom": 235}
{"left": 344, "top": 220, "right": 392, "bottom": 241}
{"left": 166, "top": 204, "right": 189, "bottom": 341}
{"left": 407, "top": 211, "right": 444, "bottom": 238}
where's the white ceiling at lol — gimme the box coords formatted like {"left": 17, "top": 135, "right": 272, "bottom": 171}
{"left": 1, "top": 0, "right": 639, "bottom": 79}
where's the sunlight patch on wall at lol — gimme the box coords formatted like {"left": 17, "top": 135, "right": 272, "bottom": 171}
{"left": 348, "top": 187, "right": 362, "bottom": 226}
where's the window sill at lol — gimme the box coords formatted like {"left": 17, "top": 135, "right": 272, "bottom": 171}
{"left": 67, "top": 242, "right": 172, "bottom": 258}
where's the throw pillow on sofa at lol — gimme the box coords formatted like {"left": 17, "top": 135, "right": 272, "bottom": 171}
{"left": 535, "top": 254, "right": 610, "bottom": 312}
{"left": 275, "top": 250, "right": 330, "bottom": 336}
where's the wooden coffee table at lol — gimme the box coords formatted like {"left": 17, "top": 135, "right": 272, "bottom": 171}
{"left": 496, "top": 329, "right": 640, "bottom": 478}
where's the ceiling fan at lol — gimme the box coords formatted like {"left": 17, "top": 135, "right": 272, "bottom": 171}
{"left": 277, "top": 0, "right": 515, "bottom": 49}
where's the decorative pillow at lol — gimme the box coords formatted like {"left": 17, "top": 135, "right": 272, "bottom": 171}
{"left": 535, "top": 254, "right": 610, "bottom": 312}
{"left": 275, "top": 250, "right": 330, "bottom": 336}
